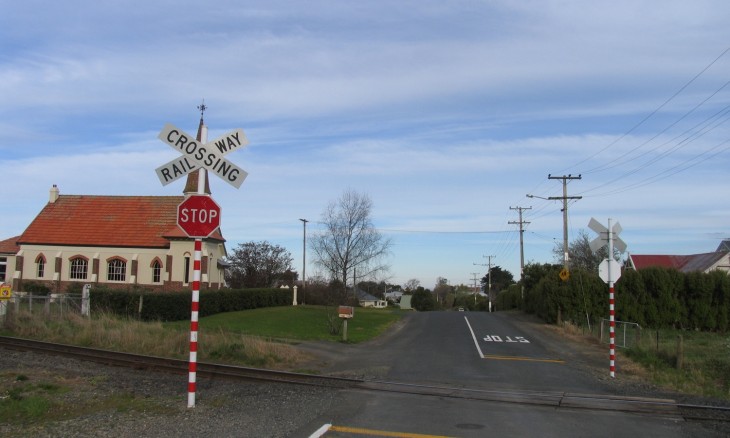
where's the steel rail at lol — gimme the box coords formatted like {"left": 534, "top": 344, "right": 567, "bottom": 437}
{"left": 1, "top": 336, "right": 728, "bottom": 422}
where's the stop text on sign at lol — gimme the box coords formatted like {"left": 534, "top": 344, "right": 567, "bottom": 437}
{"left": 177, "top": 195, "right": 222, "bottom": 238}
{"left": 179, "top": 207, "right": 218, "bottom": 225}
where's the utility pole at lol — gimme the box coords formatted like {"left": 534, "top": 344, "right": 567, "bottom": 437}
{"left": 547, "top": 174, "right": 582, "bottom": 271}
{"left": 299, "top": 218, "right": 308, "bottom": 305}
{"left": 470, "top": 272, "right": 480, "bottom": 304}
{"left": 509, "top": 206, "right": 531, "bottom": 300}
{"left": 474, "top": 255, "right": 495, "bottom": 312}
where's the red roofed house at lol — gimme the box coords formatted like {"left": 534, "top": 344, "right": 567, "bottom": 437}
{"left": 0, "top": 235, "right": 20, "bottom": 285}
{"left": 625, "top": 240, "right": 730, "bottom": 274}
{"left": 1, "top": 119, "right": 228, "bottom": 293}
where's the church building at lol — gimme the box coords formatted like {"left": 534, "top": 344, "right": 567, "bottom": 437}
{"left": 0, "top": 117, "right": 228, "bottom": 293}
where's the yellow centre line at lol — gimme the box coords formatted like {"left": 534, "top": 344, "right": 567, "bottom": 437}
{"left": 482, "top": 354, "right": 565, "bottom": 364}
{"left": 328, "top": 425, "right": 455, "bottom": 438}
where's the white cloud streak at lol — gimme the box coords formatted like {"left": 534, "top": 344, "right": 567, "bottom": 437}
{"left": 1, "top": 1, "right": 728, "bottom": 285}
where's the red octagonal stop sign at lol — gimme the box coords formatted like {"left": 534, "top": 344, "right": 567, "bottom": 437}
{"left": 177, "top": 195, "right": 221, "bottom": 238}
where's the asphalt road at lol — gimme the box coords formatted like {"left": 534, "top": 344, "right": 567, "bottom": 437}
{"left": 294, "top": 310, "right": 727, "bottom": 438}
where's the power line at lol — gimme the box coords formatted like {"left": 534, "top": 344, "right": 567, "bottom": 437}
{"left": 581, "top": 81, "right": 730, "bottom": 176}
{"left": 561, "top": 46, "right": 730, "bottom": 173}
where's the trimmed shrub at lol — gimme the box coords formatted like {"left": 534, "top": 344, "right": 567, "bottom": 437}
{"left": 89, "top": 286, "right": 291, "bottom": 321}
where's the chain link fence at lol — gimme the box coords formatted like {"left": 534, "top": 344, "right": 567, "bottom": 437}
{"left": 5, "top": 292, "right": 83, "bottom": 317}
{"left": 600, "top": 318, "right": 642, "bottom": 348}
{"left": 0, "top": 285, "right": 91, "bottom": 320}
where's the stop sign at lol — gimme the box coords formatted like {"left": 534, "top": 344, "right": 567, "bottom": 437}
{"left": 177, "top": 195, "right": 221, "bottom": 238}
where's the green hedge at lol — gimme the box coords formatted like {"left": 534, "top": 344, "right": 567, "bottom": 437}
{"left": 513, "top": 263, "right": 730, "bottom": 331}
{"left": 90, "top": 287, "right": 292, "bottom": 321}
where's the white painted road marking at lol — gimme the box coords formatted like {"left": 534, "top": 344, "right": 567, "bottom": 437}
{"left": 483, "top": 335, "right": 530, "bottom": 343}
{"left": 464, "top": 316, "right": 484, "bottom": 359}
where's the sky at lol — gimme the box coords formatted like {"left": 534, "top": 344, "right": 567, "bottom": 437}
{"left": 1, "top": 1, "right": 729, "bottom": 289}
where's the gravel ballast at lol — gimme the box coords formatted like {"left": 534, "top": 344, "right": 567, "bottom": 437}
{"left": 0, "top": 348, "right": 336, "bottom": 438}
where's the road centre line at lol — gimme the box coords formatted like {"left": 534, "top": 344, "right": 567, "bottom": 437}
{"left": 310, "top": 424, "right": 455, "bottom": 438}
{"left": 463, "top": 316, "right": 485, "bottom": 359}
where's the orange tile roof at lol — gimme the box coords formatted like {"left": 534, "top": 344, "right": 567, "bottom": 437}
{"left": 18, "top": 195, "right": 224, "bottom": 248}
{"left": 0, "top": 235, "right": 20, "bottom": 254}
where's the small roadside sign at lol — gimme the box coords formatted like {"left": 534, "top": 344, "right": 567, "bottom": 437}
{"left": 0, "top": 284, "right": 12, "bottom": 300}
{"left": 559, "top": 268, "right": 570, "bottom": 282}
{"left": 338, "top": 306, "right": 354, "bottom": 319}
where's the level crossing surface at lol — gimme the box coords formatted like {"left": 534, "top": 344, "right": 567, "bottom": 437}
{"left": 298, "top": 311, "right": 717, "bottom": 438}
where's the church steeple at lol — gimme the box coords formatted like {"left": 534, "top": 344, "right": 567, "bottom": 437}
{"left": 183, "top": 102, "right": 211, "bottom": 195}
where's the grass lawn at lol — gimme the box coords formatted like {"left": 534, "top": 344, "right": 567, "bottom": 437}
{"left": 168, "top": 305, "right": 404, "bottom": 344}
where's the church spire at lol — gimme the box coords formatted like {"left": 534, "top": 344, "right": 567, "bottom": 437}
{"left": 183, "top": 100, "right": 211, "bottom": 195}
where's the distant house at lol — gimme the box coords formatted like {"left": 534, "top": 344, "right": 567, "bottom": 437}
{"left": 356, "top": 289, "right": 387, "bottom": 308}
{"left": 625, "top": 241, "right": 730, "bottom": 274}
{"left": 384, "top": 290, "right": 403, "bottom": 303}
{"left": 1, "top": 119, "right": 229, "bottom": 293}
{"left": 0, "top": 236, "right": 20, "bottom": 284}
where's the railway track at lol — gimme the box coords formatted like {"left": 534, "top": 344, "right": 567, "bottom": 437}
{"left": 1, "top": 336, "right": 729, "bottom": 422}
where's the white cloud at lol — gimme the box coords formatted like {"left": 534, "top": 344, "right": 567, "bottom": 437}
{"left": 1, "top": 1, "right": 729, "bottom": 285}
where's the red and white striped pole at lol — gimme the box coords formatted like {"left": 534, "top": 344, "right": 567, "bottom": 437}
{"left": 609, "top": 281, "right": 616, "bottom": 378}
{"left": 608, "top": 218, "right": 616, "bottom": 379}
{"left": 188, "top": 237, "right": 202, "bottom": 407}
{"left": 188, "top": 113, "right": 208, "bottom": 408}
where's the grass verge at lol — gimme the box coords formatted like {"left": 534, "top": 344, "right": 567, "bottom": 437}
{"left": 551, "top": 319, "right": 730, "bottom": 400}
{"left": 0, "top": 305, "right": 403, "bottom": 368}
{"left": 624, "top": 328, "right": 730, "bottom": 400}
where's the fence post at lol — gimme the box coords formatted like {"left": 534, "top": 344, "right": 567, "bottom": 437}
{"left": 676, "top": 335, "right": 684, "bottom": 370}
{"left": 81, "top": 284, "right": 91, "bottom": 317}
{"left": 557, "top": 307, "right": 562, "bottom": 326}
{"left": 600, "top": 318, "right": 604, "bottom": 343}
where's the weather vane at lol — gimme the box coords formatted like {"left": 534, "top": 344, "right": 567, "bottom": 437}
{"left": 197, "top": 99, "right": 207, "bottom": 120}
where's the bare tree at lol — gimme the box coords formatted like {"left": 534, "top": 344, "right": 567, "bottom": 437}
{"left": 403, "top": 278, "right": 421, "bottom": 292}
{"left": 553, "top": 229, "right": 615, "bottom": 272}
{"left": 311, "top": 189, "right": 392, "bottom": 296}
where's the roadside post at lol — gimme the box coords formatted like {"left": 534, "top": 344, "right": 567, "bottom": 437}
{"left": 156, "top": 104, "right": 248, "bottom": 408}
{"left": 81, "top": 284, "right": 91, "bottom": 317}
{"left": 589, "top": 217, "right": 627, "bottom": 379}
{"left": 338, "top": 306, "right": 354, "bottom": 341}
